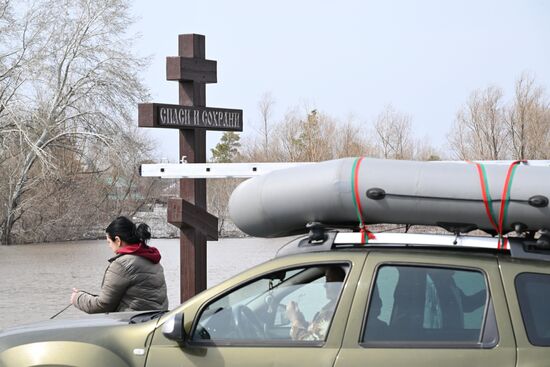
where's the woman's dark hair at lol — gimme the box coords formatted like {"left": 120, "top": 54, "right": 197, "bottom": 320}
{"left": 105, "top": 216, "right": 151, "bottom": 245}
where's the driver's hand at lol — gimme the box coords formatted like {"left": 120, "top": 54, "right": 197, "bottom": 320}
{"left": 286, "top": 301, "right": 305, "bottom": 324}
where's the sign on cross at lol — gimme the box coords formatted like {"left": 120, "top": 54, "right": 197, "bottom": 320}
{"left": 138, "top": 34, "right": 243, "bottom": 302}
{"left": 139, "top": 103, "right": 242, "bottom": 131}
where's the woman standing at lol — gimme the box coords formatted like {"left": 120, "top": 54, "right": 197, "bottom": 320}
{"left": 71, "top": 217, "right": 168, "bottom": 313}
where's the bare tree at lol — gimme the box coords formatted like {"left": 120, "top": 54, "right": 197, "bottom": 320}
{"left": 271, "top": 107, "right": 303, "bottom": 162}
{"left": 207, "top": 178, "right": 242, "bottom": 236}
{"left": 257, "top": 92, "right": 275, "bottom": 160}
{"left": 242, "top": 102, "right": 429, "bottom": 164}
{"left": 448, "top": 86, "right": 507, "bottom": 160}
{"left": 0, "top": 0, "right": 149, "bottom": 244}
{"left": 373, "top": 105, "right": 414, "bottom": 159}
{"left": 333, "top": 116, "right": 374, "bottom": 158}
{"left": 505, "top": 72, "right": 550, "bottom": 160}
{"left": 449, "top": 76, "right": 550, "bottom": 161}
{"left": 0, "top": 2, "right": 45, "bottom": 152}
{"left": 413, "top": 136, "right": 442, "bottom": 161}
{"left": 272, "top": 108, "right": 337, "bottom": 162}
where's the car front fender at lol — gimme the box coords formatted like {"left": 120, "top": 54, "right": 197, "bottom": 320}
{"left": 0, "top": 341, "right": 132, "bottom": 367}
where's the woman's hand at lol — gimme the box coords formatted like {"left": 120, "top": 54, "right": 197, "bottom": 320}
{"left": 70, "top": 288, "right": 79, "bottom": 304}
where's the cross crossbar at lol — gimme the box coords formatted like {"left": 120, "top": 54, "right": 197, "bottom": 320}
{"left": 140, "top": 162, "right": 313, "bottom": 178}
{"left": 140, "top": 160, "right": 550, "bottom": 179}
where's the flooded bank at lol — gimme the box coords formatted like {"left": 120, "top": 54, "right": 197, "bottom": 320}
{"left": 0, "top": 237, "right": 294, "bottom": 330}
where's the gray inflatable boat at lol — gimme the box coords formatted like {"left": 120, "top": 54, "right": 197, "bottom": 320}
{"left": 228, "top": 157, "right": 550, "bottom": 238}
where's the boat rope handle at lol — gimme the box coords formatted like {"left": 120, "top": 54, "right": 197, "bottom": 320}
{"left": 351, "top": 157, "right": 375, "bottom": 243}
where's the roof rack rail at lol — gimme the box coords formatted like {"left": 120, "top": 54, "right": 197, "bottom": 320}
{"left": 276, "top": 229, "right": 550, "bottom": 262}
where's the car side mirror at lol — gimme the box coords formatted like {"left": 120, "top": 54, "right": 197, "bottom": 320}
{"left": 162, "top": 313, "right": 186, "bottom": 342}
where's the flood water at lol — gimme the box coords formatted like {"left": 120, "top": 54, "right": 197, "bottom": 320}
{"left": 0, "top": 237, "right": 295, "bottom": 330}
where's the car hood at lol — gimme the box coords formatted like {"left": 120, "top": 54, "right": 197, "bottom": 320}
{"left": 0, "top": 311, "right": 158, "bottom": 351}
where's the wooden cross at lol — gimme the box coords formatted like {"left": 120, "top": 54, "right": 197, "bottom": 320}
{"left": 138, "top": 34, "right": 243, "bottom": 302}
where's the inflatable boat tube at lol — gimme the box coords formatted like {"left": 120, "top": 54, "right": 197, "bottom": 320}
{"left": 228, "top": 158, "right": 550, "bottom": 238}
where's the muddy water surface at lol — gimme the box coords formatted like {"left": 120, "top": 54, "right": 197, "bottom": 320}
{"left": 0, "top": 237, "right": 294, "bottom": 330}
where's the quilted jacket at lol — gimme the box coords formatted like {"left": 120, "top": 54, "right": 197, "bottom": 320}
{"left": 74, "top": 253, "right": 168, "bottom": 313}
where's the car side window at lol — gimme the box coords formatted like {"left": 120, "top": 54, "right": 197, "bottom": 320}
{"left": 192, "top": 264, "right": 348, "bottom": 344}
{"left": 515, "top": 272, "right": 550, "bottom": 346}
{"left": 363, "top": 265, "right": 496, "bottom": 347}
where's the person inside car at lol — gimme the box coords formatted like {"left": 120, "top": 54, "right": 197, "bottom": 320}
{"left": 286, "top": 266, "right": 346, "bottom": 341}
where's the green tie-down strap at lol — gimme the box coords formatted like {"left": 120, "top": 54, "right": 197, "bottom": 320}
{"left": 469, "top": 160, "right": 525, "bottom": 249}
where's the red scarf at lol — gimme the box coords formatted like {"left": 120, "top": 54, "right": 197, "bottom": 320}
{"left": 116, "top": 243, "right": 161, "bottom": 264}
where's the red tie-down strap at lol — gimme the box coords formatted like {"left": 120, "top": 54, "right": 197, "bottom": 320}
{"left": 469, "top": 160, "right": 526, "bottom": 249}
{"left": 351, "top": 157, "right": 376, "bottom": 244}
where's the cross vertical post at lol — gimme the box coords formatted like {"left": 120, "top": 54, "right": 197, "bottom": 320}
{"left": 175, "top": 34, "right": 207, "bottom": 302}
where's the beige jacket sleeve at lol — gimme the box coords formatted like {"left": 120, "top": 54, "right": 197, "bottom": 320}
{"left": 74, "top": 261, "right": 131, "bottom": 313}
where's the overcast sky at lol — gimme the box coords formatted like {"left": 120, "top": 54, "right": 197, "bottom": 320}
{"left": 130, "top": 0, "right": 550, "bottom": 161}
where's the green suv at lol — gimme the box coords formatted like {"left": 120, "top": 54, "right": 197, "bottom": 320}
{"left": 1, "top": 230, "right": 549, "bottom": 366}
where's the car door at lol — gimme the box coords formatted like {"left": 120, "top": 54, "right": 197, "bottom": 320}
{"left": 334, "top": 249, "right": 516, "bottom": 367}
{"left": 145, "top": 251, "right": 366, "bottom": 367}
{"left": 499, "top": 256, "right": 550, "bottom": 367}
